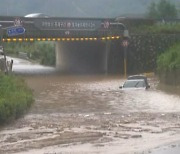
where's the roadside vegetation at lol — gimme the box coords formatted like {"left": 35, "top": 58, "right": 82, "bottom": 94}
{"left": 4, "top": 42, "right": 55, "bottom": 66}
{"left": 130, "top": 0, "right": 180, "bottom": 34}
{"left": 131, "top": 23, "right": 180, "bottom": 34}
{"left": 0, "top": 73, "right": 33, "bottom": 124}
{"left": 147, "top": 0, "right": 178, "bottom": 19}
{"left": 157, "top": 43, "right": 180, "bottom": 72}
{"left": 157, "top": 43, "right": 180, "bottom": 86}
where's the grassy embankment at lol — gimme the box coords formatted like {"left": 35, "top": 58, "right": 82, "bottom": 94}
{"left": 0, "top": 73, "right": 33, "bottom": 124}
{"left": 157, "top": 43, "right": 180, "bottom": 88}
{"left": 131, "top": 23, "right": 180, "bottom": 34}
{"left": 4, "top": 42, "right": 55, "bottom": 66}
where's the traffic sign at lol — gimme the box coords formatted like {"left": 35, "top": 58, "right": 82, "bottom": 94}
{"left": 7, "top": 26, "right": 25, "bottom": 36}
{"left": 14, "top": 18, "right": 22, "bottom": 26}
{"left": 122, "top": 40, "right": 129, "bottom": 47}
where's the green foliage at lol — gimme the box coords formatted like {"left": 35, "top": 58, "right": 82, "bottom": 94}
{"left": 131, "top": 23, "right": 180, "bottom": 34}
{"left": 32, "top": 42, "right": 56, "bottom": 66}
{"left": 157, "top": 43, "right": 180, "bottom": 72}
{"left": 0, "top": 74, "right": 33, "bottom": 124}
{"left": 147, "top": 0, "right": 178, "bottom": 19}
{"left": 4, "top": 42, "right": 55, "bottom": 66}
{"left": 148, "top": 2, "right": 159, "bottom": 18}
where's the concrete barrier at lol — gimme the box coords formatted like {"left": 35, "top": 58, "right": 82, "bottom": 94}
{"left": 159, "top": 69, "right": 180, "bottom": 86}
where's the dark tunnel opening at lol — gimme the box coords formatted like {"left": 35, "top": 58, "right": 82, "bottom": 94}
{"left": 56, "top": 40, "right": 124, "bottom": 74}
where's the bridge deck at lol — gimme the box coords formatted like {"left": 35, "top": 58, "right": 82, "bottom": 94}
{"left": 0, "top": 16, "right": 125, "bottom": 41}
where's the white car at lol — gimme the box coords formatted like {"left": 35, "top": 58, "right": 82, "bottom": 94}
{"left": 120, "top": 76, "right": 150, "bottom": 90}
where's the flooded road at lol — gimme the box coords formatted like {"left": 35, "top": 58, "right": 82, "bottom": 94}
{"left": 0, "top": 58, "right": 180, "bottom": 154}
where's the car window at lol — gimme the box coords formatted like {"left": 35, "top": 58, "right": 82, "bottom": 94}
{"left": 123, "top": 80, "right": 145, "bottom": 88}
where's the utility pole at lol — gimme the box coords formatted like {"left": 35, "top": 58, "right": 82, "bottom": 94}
{"left": 122, "top": 29, "right": 129, "bottom": 78}
{"left": 0, "top": 24, "right": 2, "bottom": 46}
{"left": 122, "top": 39, "right": 129, "bottom": 78}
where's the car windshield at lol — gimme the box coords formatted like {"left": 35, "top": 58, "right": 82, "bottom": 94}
{"left": 123, "top": 80, "right": 145, "bottom": 88}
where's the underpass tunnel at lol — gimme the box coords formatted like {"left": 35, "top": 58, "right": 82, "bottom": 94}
{"left": 55, "top": 39, "right": 124, "bottom": 74}
{"left": 56, "top": 41, "right": 107, "bottom": 74}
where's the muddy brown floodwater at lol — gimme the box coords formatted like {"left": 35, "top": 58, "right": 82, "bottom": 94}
{"left": 0, "top": 58, "right": 180, "bottom": 154}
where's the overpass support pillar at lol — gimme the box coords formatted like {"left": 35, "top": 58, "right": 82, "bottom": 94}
{"left": 104, "top": 41, "right": 111, "bottom": 74}
{"left": 56, "top": 42, "right": 65, "bottom": 71}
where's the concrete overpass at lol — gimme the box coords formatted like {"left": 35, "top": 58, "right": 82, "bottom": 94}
{"left": 0, "top": 16, "right": 128, "bottom": 73}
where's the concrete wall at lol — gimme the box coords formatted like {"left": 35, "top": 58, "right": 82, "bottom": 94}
{"left": 158, "top": 69, "right": 180, "bottom": 86}
{"left": 127, "top": 34, "right": 180, "bottom": 74}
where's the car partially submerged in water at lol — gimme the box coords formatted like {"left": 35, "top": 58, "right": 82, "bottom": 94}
{"left": 120, "top": 75, "right": 150, "bottom": 90}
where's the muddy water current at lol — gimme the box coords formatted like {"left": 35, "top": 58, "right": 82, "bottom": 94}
{"left": 26, "top": 75, "right": 180, "bottom": 114}
{"left": 0, "top": 58, "right": 180, "bottom": 154}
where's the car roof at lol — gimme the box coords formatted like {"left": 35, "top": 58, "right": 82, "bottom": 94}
{"left": 127, "top": 75, "right": 147, "bottom": 80}
{"left": 125, "top": 79, "right": 145, "bottom": 83}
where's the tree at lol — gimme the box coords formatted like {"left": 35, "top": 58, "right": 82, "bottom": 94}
{"left": 147, "top": 2, "right": 158, "bottom": 18}
{"left": 147, "top": 0, "right": 178, "bottom": 19}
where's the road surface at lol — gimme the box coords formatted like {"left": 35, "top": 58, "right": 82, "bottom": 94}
{"left": 0, "top": 58, "right": 180, "bottom": 154}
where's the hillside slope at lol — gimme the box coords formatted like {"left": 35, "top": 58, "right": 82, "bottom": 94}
{"left": 0, "top": 0, "right": 179, "bottom": 18}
